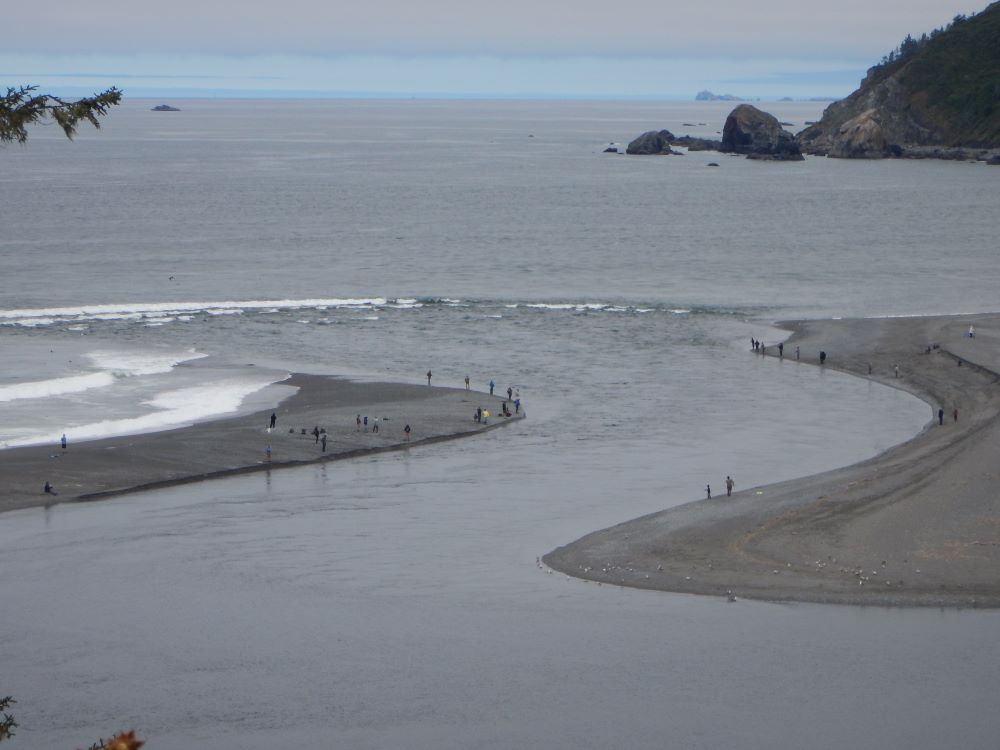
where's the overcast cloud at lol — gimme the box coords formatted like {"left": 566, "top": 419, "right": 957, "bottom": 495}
{"left": 5, "top": 0, "right": 984, "bottom": 97}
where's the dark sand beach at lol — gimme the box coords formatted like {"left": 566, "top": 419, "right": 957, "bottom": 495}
{"left": 546, "top": 314, "right": 1000, "bottom": 607}
{"left": 1, "top": 376, "right": 521, "bottom": 515}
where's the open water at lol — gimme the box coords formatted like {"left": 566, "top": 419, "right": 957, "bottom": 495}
{"left": 1, "top": 99, "right": 998, "bottom": 749}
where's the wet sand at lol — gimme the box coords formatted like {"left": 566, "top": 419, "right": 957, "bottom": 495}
{"left": 0, "top": 376, "right": 521, "bottom": 514}
{"left": 545, "top": 313, "right": 1000, "bottom": 607}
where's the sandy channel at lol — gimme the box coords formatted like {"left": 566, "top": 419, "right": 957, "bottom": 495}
{"left": 0, "top": 375, "right": 521, "bottom": 515}
{"left": 545, "top": 314, "right": 1000, "bottom": 607}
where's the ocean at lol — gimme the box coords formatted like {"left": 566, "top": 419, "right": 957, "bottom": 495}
{"left": 1, "top": 99, "right": 998, "bottom": 749}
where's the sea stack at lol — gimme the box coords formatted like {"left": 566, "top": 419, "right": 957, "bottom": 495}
{"left": 720, "top": 104, "right": 804, "bottom": 161}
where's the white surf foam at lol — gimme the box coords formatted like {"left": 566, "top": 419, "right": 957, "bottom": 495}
{"left": 85, "top": 349, "right": 206, "bottom": 376}
{"left": 0, "top": 298, "right": 393, "bottom": 327}
{"left": 6, "top": 374, "right": 284, "bottom": 447}
{"left": 0, "top": 349, "right": 207, "bottom": 405}
{"left": 0, "top": 372, "right": 115, "bottom": 403}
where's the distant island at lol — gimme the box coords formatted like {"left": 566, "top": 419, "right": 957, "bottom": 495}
{"left": 799, "top": 0, "right": 1000, "bottom": 158}
{"left": 694, "top": 90, "right": 742, "bottom": 101}
{"left": 151, "top": 104, "right": 181, "bottom": 112}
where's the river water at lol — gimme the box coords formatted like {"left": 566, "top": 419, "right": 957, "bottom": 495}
{"left": 1, "top": 99, "right": 998, "bottom": 748}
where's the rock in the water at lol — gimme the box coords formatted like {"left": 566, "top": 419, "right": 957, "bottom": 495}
{"left": 707, "top": 162, "right": 720, "bottom": 167}
{"left": 626, "top": 129, "right": 680, "bottom": 155}
{"left": 671, "top": 135, "right": 723, "bottom": 151}
{"left": 151, "top": 104, "right": 180, "bottom": 112}
{"left": 720, "top": 104, "right": 803, "bottom": 161}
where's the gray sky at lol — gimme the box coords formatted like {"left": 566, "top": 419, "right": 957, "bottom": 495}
{"left": 4, "top": 0, "right": 984, "bottom": 97}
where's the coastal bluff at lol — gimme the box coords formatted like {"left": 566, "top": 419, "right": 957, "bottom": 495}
{"left": 798, "top": 1, "right": 1000, "bottom": 159}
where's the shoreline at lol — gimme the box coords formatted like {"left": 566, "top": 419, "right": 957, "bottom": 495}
{"left": 545, "top": 313, "right": 1000, "bottom": 607}
{"left": 0, "top": 374, "right": 523, "bottom": 515}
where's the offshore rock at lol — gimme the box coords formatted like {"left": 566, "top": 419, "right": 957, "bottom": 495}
{"left": 671, "top": 135, "right": 723, "bottom": 151}
{"left": 626, "top": 130, "right": 681, "bottom": 155}
{"left": 720, "top": 105, "right": 804, "bottom": 161}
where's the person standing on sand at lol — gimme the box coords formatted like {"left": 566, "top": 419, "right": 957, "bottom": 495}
{"left": 427, "top": 370, "right": 432, "bottom": 386}
{"left": 894, "top": 364, "right": 899, "bottom": 378}
{"left": 60, "top": 433, "right": 67, "bottom": 451}
{"left": 404, "top": 424, "right": 411, "bottom": 441}
{"left": 507, "top": 386, "right": 513, "bottom": 401}
{"left": 312, "top": 426, "right": 320, "bottom": 443}
{"left": 363, "top": 416, "right": 368, "bottom": 431}
{"left": 265, "top": 444, "right": 272, "bottom": 462}
{"left": 489, "top": 379, "right": 495, "bottom": 395}
{"left": 465, "top": 375, "right": 470, "bottom": 390}
{"left": 953, "top": 408, "right": 959, "bottom": 422}
{"left": 778, "top": 342, "right": 784, "bottom": 358}
{"left": 270, "top": 412, "right": 277, "bottom": 429}
{"left": 706, "top": 484, "right": 712, "bottom": 499}
{"left": 321, "top": 434, "right": 327, "bottom": 452}
{"left": 356, "top": 414, "right": 361, "bottom": 431}
{"left": 938, "top": 408, "right": 944, "bottom": 425}
{"left": 795, "top": 346, "right": 800, "bottom": 360}
{"left": 725, "top": 476, "right": 734, "bottom": 496}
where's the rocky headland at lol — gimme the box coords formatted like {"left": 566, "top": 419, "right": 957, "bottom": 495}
{"left": 622, "top": 2, "right": 998, "bottom": 163}
{"left": 798, "top": 1, "right": 1000, "bottom": 159}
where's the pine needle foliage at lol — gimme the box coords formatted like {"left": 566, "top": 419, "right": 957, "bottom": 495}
{"left": 1, "top": 86, "right": 122, "bottom": 144}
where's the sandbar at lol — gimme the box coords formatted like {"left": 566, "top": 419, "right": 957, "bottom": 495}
{"left": 545, "top": 314, "right": 1000, "bottom": 607}
{"left": 0, "top": 375, "right": 521, "bottom": 515}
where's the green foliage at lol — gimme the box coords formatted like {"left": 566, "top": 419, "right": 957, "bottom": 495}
{"left": 871, "top": 1, "right": 1000, "bottom": 146}
{"left": 0, "top": 696, "right": 17, "bottom": 743}
{"left": 1, "top": 85, "right": 122, "bottom": 144}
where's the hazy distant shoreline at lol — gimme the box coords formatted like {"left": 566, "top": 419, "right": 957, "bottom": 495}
{"left": 546, "top": 312, "right": 1000, "bottom": 607}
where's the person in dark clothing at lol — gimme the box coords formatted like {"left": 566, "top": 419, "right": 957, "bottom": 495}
{"left": 938, "top": 408, "right": 944, "bottom": 425}
{"left": 820, "top": 351, "right": 827, "bottom": 364}
{"left": 312, "top": 426, "right": 320, "bottom": 443}
{"left": 426, "top": 370, "right": 432, "bottom": 386}
{"left": 269, "top": 412, "right": 277, "bottom": 429}
{"left": 44, "top": 481, "right": 57, "bottom": 495}
{"left": 321, "top": 434, "right": 327, "bottom": 452}
{"left": 404, "top": 424, "right": 411, "bottom": 441}
{"left": 778, "top": 342, "right": 784, "bottom": 358}
{"left": 706, "top": 484, "right": 712, "bottom": 499}
{"left": 507, "top": 386, "right": 513, "bottom": 401}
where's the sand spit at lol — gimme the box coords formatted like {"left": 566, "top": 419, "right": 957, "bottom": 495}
{"left": 1, "top": 375, "right": 522, "bottom": 514}
{"left": 545, "top": 314, "right": 1000, "bottom": 607}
